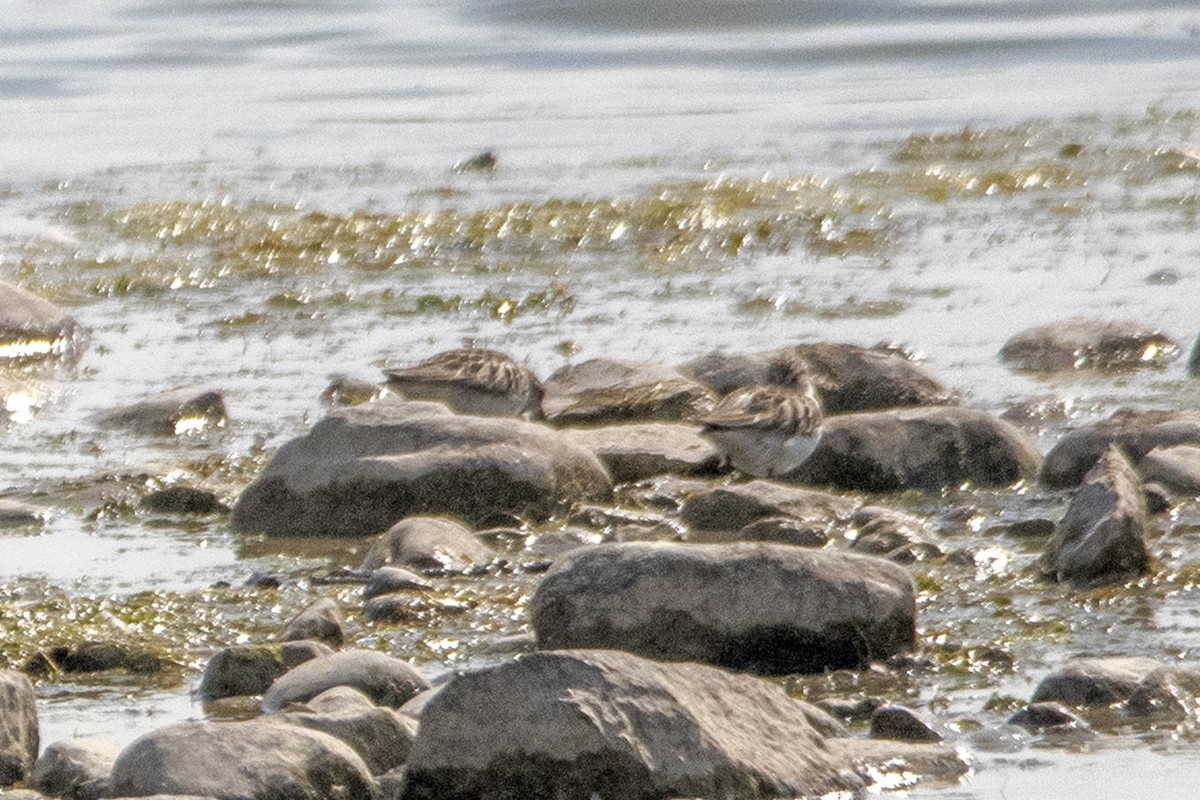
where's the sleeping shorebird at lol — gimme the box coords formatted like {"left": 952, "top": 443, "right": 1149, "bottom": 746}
{"left": 383, "top": 347, "right": 544, "bottom": 419}
{"left": 696, "top": 356, "right": 823, "bottom": 478}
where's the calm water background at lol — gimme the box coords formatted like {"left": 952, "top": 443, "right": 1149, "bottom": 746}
{"left": 3, "top": 0, "right": 1200, "bottom": 795}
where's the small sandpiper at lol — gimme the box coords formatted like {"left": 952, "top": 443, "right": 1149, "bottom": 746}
{"left": 383, "top": 347, "right": 544, "bottom": 419}
{"left": 696, "top": 356, "right": 823, "bottom": 478}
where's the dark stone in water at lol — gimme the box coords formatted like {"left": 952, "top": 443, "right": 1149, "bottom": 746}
{"left": 1041, "top": 408, "right": 1200, "bottom": 489}
{"left": 869, "top": 704, "right": 944, "bottom": 742}
{"left": 999, "top": 317, "right": 1178, "bottom": 372}
{"left": 1007, "top": 702, "right": 1087, "bottom": 731}
{"left": 0, "top": 281, "right": 84, "bottom": 364}
{"left": 141, "top": 486, "right": 228, "bottom": 515}
{"left": 98, "top": 385, "right": 227, "bottom": 436}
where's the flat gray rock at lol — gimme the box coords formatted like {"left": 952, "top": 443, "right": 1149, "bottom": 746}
{"left": 107, "top": 718, "right": 376, "bottom": 800}
{"left": 562, "top": 422, "right": 720, "bottom": 483}
{"left": 262, "top": 649, "right": 430, "bottom": 712}
{"left": 1041, "top": 408, "right": 1200, "bottom": 489}
{"left": 97, "top": 385, "right": 227, "bottom": 436}
{"left": 232, "top": 400, "right": 613, "bottom": 536}
{"left": 0, "top": 670, "right": 38, "bottom": 786}
{"left": 277, "top": 686, "right": 417, "bottom": 775}
{"left": 999, "top": 317, "right": 1179, "bottom": 372}
{"left": 531, "top": 542, "right": 916, "bottom": 674}
{"left": 402, "top": 649, "right": 964, "bottom": 800}
{"left": 359, "top": 516, "right": 495, "bottom": 574}
{"left": 0, "top": 498, "right": 50, "bottom": 528}
{"left": 790, "top": 406, "right": 1042, "bottom": 492}
{"left": 31, "top": 738, "right": 121, "bottom": 800}
{"left": 1124, "top": 664, "right": 1200, "bottom": 721}
{"left": 1042, "top": 446, "right": 1150, "bottom": 587}
{"left": 542, "top": 358, "right": 715, "bottom": 425}
{"left": 0, "top": 281, "right": 84, "bottom": 363}
{"left": 1031, "top": 656, "right": 1163, "bottom": 707}
{"left": 679, "top": 479, "right": 857, "bottom": 534}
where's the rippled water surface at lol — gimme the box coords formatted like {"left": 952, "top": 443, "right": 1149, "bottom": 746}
{"left": 3, "top": 0, "right": 1200, "bottom": 794}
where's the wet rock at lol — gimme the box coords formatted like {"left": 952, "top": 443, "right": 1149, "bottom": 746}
{"left": 31, "top": 738, "right": 121, "bottom": 800}
{"left": 107, "top": 718, "right": 376, "bottom": 800}
{"left": 849, "top": 506, "right": 929, "bottom": 554}
{"left": 1042, "top": 446, "right": 1150, "bottom": 586}
{"left": 359, "top": 516, "right": 496, "bottom": 574}
{"left": 262, "top": 649, "right": 430, "bottom": 712}
{"left": 999, "top": 317, "right": 1179, "bottom": 372}
{"left": 1123, "top": 665, "right": 1200, "bottom": 721}
{"left": 1007, "top": 702, "right": 1088, "bottom": 731}
{"left": 280, "top": 598, "right": 346, "bottom": 648}
{"left": 454, "top": 150, "right": 498, "bottom": 172}
{"left": 561, "top": 422, "right": 720, "bottom": 483}
{"left": 140, "top": 486, "right": 228, "bottom": 515}
{"left": 1136, "top": 444, "right": 1200, "bottom": 496}
{"left": 869, "top": 704, "right": 944, "bottom": 742}
{"left": 541, "top": 358, "right": 714, "bottom": 425}
{"left": 0, "top": 670, "right": 38, "bottom": 786}
{"left": 231, "top": 401, "right": 612, "bottom": 536}
{"left": 816, "top": 696, "right": 884, "bottom": 723}
{"left": 0, "top": 498, "right": 50, "bottom": 528}
{"left": 735, "top": 515, "right": 829, "bottom": 547}
{"left": 1041, "top": 408, "right": 1200, "bottom": 489}
{"left": 1143, "top": 482, "right": 1174, "bottom": 515}
{"left": 277, "top": 686, "right": 417, "bottom": 775}
{"left": 680, "top": 343, "right": 953, "bottom": 412}
{"left": 364, "top": 594, "right": 469, "bottom": 624}
{"left": 199, "top": 641, "right": 334, "bottom": 701}
{"left": 97, "top": 385, "right": 227, "bottom": 436}
{"left": 402, "top": 648, "right": 963, "bottom": 800}
{"left": 1030, "top": 656, "right": 1162, "bottom": 707}
{"left": 988, "top": 518, "right": 1056, "bottom": 539}
{"left": 24, "top": 640, "right": 161, "bottom": 676}
{"left": 791, "top": 406, "right": 1042, "bottom": 492}
{"left": 1190, "top": 332, "right": 1200, "bottom": 377}
{"left": 679, "top": 479, "right": 857, "bottom": 534}
{"left": 531, "top": 542, "right": 916, "bottom": 675}
{"left": 363, "top": 567, "right": 433, "bottom": 600}
{"left": 524, "top": 527, "right": 603, "bottom": 556}
{"left": 0, "top": 280, "right": 84, "bottom": 364}
{"left": 999, "top": 394, "right": 1074, "bottom": 429}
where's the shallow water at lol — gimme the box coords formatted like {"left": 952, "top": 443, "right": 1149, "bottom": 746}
{"left": 2, "top": 0, "right": 1200, "bottom": 793}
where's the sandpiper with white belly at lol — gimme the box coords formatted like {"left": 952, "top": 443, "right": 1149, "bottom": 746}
{"left": 383, "top": 347, "right": 544, "bottom": 419}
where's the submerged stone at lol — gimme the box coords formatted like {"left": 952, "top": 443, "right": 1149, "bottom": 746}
{"left": 999, "top": 317, "right": 1179, "bottom": 372}
{"left": 98, "top": 385, "right": 227, "bottom": 436}
{"left": 0, "top": 281, "right": 84, "bottom": 364}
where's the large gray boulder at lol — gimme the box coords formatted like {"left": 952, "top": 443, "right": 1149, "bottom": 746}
{"left": 541, "top": 358, "right": 714, "bottom": 425}
{"left": 107, "top": 718, "right": 377, "bottom": 800}
{"left": 263, "top": 650, "right": 430, "bottom": 712}
{"left": 1042, "top": 446, "right": 1150, "bottom": 587}
{"left": 680, "top": 343, "right": 953, "bottom": 412}
{"left": 531, "top": 542, "right": 915, "bottom": 674}
{"left": 232, "top": 401, "right": 612, "bottom": 536}
{"left": 999, "top": 317, "right": 1179, "bottom": 372}
{"left": 0, "top": 281, "right": 84, "bottom": 363}
{"left": 402, "top": 649, "right": 963, "bottom": 800}
{"left": 561, "top": 422, "right": 720, "bottom": 483}
{"left": 0, "top": 670, "right": 38, "bottom": 786}
{"left": 1041, "top": 408, "right": 1200, "bottom": 489}
{"left": 790, "top": 406, "right": 1042, "bottom": 492}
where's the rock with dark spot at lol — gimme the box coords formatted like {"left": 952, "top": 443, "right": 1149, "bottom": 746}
{"left": 277, "top": 686, "right": 418, "bottom": 775}
{"left": 402, "top": 648, "right": 964, "bottom": 800}
{"left": 541, "top": 359, "right": 715, "bottom": 425}
{"left": 531, "top": 542, "right": 915, "bottom": 675}
{"left": 262, "top": 650, "right": 430, "bottom": 712}
{"left": 0, "top": 670, "right": 38, "bottom": 786}
{"left": 359, "top": 516, "right": 496, "bottom": 574}
{"left": 680, "top": 344, "right": 953, "bottom": 413}
{"left": 1042, "top": 446, "right": 1150, "bottom": 586}
{"left": 791, "top": 406, "right": 1042, "bottom": 493}
{"left": 231, "top": 401, "right": 612, "bottom": 536}
{"left": 31, "top": 738, "right": 121, "bottom": 800}
{"left": 199, "top": 642, "right": 334, "bottom": 701}
{"left": 107, "top": 718, "right": 376, "bottom": 800}
{"left": 735, "top": 516, "right": 828, "bottom": 547}
{"left": 679, "top": 480, "right": 857, "bottom": 534}
{"left": 561, "top": 422, "right": 720, "bottom": 483}
{"left": 281, "top": 598, "right": 346, "bottom": 648}
{"left": 1136, "top": 444, "right": 1200, "bottom": 496}
{"left": 869, "top": 704, "right": 944, "bottom": 742}
{"left": 0, "top": 281, "right": 84, "bottom": 364}
{"left": 363, "top": 567, "right": 433, "bottom": 600}
{"left": 141, "top": 486, "right": 228, "bottom": 515}
{"left": 1041, "top": 408, "right": 1200, "bottom": 489}
{"left": 999, "top": 318, "right": 1179, "bottom": 372}
{"left": 98, "top": 386, "right": 227, "bottom": 436}
{"left": 1007, "top": 702, "right": 1087, "bottom": 731}
{"left": 1030, "top": 656, "right": 1162, "bottom": 707}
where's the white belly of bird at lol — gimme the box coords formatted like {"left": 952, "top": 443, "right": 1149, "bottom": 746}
{"left": 705, "top": 428, "right": 822, "bottom": 478}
